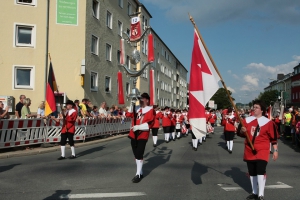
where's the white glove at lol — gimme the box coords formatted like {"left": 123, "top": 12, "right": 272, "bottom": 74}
{"left": 132, "top": 123, "right": 149, "bottom": 132}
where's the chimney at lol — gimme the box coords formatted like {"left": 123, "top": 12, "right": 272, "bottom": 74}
{"left": 277, "top": 74, "right": 284, "bottom": 80}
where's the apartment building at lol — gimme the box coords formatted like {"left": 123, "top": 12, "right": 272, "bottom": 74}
{"left": 0, "top": 0, "right": 188, "bottom": 111}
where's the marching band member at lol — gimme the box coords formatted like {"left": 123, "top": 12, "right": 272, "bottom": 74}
{"left": 240, "top": 100, "right": 279, "bottom": 200}
{"left": 175, "top": 109, "right": 184, "bottom": 139}
{"left": 224, "top": 108, "right": 236, "bottom": 154}
{"left": 56, "top": 100, "right": 78, "bottom": 160}
{"left": 182, "top": 109, "right": 189, "bottom": 136}
{"left": 160, "top": 106, "right": 172, "bottom": 143}
{"left": 170, "top": 108, "right": 176, "bottom": 141}
{"left": 208, "top": 109, "right": 217, "bottom": 134}
{"left": 126, "top": 93, "right": 155, "bottom": 183}
{"left": 152, "top": 105, "right": 161, "bottom": 147}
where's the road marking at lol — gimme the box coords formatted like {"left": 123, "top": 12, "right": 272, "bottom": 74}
{"left": 218, "top": 182, "right": 293, "bottom": 192}
{"left": 59, "top": 192, "right": 146, "bottom": 199}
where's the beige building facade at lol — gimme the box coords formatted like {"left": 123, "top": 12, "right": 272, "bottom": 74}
{"left": 0, "top": 0, "right": 188, "bottom": 113}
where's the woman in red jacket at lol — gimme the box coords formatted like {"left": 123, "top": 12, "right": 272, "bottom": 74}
{"left": 56, "top": 100, "right": 78, "bottom": 160}
{"left": 208, "top": 109, "right": 217, "bottom": 134}
{"left": 152, "top": 105, "right": 161, "bottom": 147}
{"left": 224, "top": 108, "right": 236, "bottom": 154}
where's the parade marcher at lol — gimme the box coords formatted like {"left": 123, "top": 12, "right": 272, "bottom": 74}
{"left": 175, "top": 109, "right": 184, "bottom": 139}
{"left": 152, "top": 105, "right": 161, "bottom": 147}
{"left": 126, "top": 93, "right": 155, "bottom": 183}
{"left": 160, "top": 106, "right": 172, "bottom": 143}
{"left": 240, "top": 100, "right": 279, "bottom": 200}
{"left": 182, "top": 109, "right": 189, "bottom": 136}
{"left": 170, "top": 108, "right": 176, "bottom": 141}
{"left": 57, "top": 100, "right": 78, "bottom": 160}
{"left": 208, "top": 109, "right": 217, "bottom": 134}
{"left": 224, "top": 108, "right": 236, "bottom": 154}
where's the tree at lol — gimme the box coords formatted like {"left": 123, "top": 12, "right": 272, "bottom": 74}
{"left": 210, "top": 88, "right": 235, "bottom": 109}
{"left": 257, "top": 90, "right": 278, "bottom": 106}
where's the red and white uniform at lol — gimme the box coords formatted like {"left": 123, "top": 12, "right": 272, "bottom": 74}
{"left": 243, "top": 116, "right": 279, "bottom": 162}
{"left": 208, "top": 113, "right": 217, "bottom": 124}
{"left": 126, "top": 106, "right": 155, "bottom": 140}
{"left": 61, "top": 109, "right": 77, "bottom": 134}
{"left": 160, "top": 111, "right": 172, "bottom": 127}
{"left": 153, "top": 111, "right": 161, "bottom": 129}
{"left": 175, "top": 114, "right": 184, "bottom": 129}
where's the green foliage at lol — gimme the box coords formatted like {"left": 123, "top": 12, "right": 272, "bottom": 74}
{"left": 257, "top": 90, "right": 278, "bottom": 106}
{"left": 210, "top": 88, "right": 235, "bottom": 109}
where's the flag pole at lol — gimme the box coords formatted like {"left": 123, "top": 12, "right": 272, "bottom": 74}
{"left": 188, "top": 14, "right": 255, "bottom": 153}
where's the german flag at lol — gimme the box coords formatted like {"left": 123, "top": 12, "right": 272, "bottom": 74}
{"left": 45, "top": 62, "right": 58, "bottom": 116}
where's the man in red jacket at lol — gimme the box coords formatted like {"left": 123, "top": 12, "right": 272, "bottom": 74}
{"left": 151, "top": 105, "right": 161, "bottom": 147}
{"left": 126, "top": 93, "right": 155, "bottom": 183}
{"left": 160, "top": 106, "right": 172, "bottom": 143}
{"left": 57, "top": 100, "right": 78, "bottom": 160}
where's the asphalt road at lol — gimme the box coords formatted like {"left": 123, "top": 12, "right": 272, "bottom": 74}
{"left": 0, "top": 127, "right": 299, "bottom": 200}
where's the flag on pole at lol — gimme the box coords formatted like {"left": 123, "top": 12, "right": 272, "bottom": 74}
{"left": 45, "top": 62, "right": 58, "bottom": 116}
{"left": 118, "top": 71, "right": 125, "bottom": 104}
{"left": 189, "top": 29, "right": 220, "bottom": 139}
{"left": 149, "top": 69, "right": 155, "bottom": 105}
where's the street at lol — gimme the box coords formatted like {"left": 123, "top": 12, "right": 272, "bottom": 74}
{"left": 0, "top": 127, "right": 299, "bottom": 200}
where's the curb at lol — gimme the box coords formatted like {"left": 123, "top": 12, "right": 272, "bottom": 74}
{"left": 0, "top": 134, "right": 128, "bottom": 159}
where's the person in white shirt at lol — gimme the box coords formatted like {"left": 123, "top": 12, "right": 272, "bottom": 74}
{"left": 99, "top": 102, "right": 108, "bottom": 118}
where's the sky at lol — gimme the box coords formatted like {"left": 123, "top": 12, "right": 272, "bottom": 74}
{"left": 139, "top": 0, "right": 300, "bottom": 104}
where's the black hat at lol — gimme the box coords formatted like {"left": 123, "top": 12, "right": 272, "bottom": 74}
{"left": 164, "top": 106, "right": 170, "bottom": 110}
{"left": 140, "top": 93, "right": 150, "bottom": 100}
{"left": 65, "top": 100, "right": 75, "bottom": 107}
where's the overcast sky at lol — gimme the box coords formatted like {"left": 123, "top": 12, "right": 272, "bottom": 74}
{"left": 140, "top": 0, "right": 300, "bottom": 104}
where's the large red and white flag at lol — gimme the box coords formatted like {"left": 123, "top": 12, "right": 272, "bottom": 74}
{"left": 189, "top": 29, "right": 220, "bottom": 139}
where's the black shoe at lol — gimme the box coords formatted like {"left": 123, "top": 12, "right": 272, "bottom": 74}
{"left": 132, "top": 175, "right": 142, "bottom": 183}
{"left": 69, "top": 155, "right": 77, "bottom": 159}
{"left": 166, "top": 140, "right": 169, "bottom": 143}
{"left": 57, "top": 156, "right": 66, "bottom": 160}
{"left": 153, "top": 144, "right": 157, "bottom": 147}
{"left": 246, "top": 193, "right": 258, "bottom": 200}
{"left": 228, "top": 150, "right": 232, "bottom": 154}
{"left": 194, "top": 147, "right": 197, "bottom": 151}
{"left": 203, "top": 139, "right": 206, "bottom": 142}
{"left": 257, "top": 196, "right": 264, "bottom": 200}
{"left": 173, "top": 139, "right": 176, "bottom": 141}
{"left": 270, "top": 151, "right": 273, "bottom": 154}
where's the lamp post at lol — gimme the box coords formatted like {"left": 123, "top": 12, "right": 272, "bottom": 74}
{"left": 269, "top": 78, "right": 286, "bottom": 107}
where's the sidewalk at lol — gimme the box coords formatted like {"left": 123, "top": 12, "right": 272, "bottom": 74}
{"left": 0, "top": 134, "right": 128, "bottom": 159}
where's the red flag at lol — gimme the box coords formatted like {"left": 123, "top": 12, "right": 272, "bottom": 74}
{"left": 149, "top": 69, "right": 155, "bottom": 105}
{"left": 148, "top": 33, "right": 154, "bottom": 62}
{"left": 130, "top": 17, "right": 142, "bottom": 42}
{"left": 118, "top": 71, "right": 125, "bottom": 104}
{"left": 45, "top": 62, "right": 57, "bottom": 116}
{"left": 189, "top": 29, "right": 220, "bottom": 139}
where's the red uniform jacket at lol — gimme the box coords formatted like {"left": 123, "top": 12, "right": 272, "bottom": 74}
{"left": 174, "top": 114, "right": 184, "bottom": 130}
{"left": 160, "top": 111, "right": 172, "bottom": 127}
{"left": 171, "top": 114, "right": 176, "bottom": 127}
{"left": 153, "top": 111, "right": 161, "bottom": 128}
{"left": 126, "top": 106, "right": 155, "bottom": 140}
{"left": 61, "top": 109, "right": 78, "bottom": 134}
{"left": 224, "top": 115, "right": 236, "bottom": 132}
{"left": 243, "top": 116, "right": 279, "bottom": 162}
{"left": 208, "top": 113, "right": 217, "bottom": 124}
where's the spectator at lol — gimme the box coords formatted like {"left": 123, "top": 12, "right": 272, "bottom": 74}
{"left": 113, "top": 105, "right": 119, "bottom": 116}
{"left": 91, "top": 106, "right": 99, "bottom": 118}
{"left": 15, "top": 94, "right": 26, "bottom": 118}
{"left": 0, "top": 101, "right": 10, "bottom": 119}
{"left": 74, "top": 100, "right": 82, "bottom": 118}
{"left": 37, "top": 101, "right": 45, "bottom": 118}
{"left": 79, "top": 99, "right": 88, "bottom": 118}
{"left": 21, "top": 98, "right": 37, "bottom": 119}
{"left": 99, "top": 102, "right": 108, "bottom": 118}
{"left": 283, "top": 108, "right": 292, "bottom": 139}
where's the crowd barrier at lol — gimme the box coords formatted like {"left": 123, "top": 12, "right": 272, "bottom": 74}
{"left": 0, "top": 117, "right": 132, "bottom": 149}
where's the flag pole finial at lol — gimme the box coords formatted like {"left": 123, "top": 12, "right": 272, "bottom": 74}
{"left": 48, "top": 53, "right": 52, "bottom": 61}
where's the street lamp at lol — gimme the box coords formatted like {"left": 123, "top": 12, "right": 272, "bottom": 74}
{"left": 269, "top": 78, "right": 286, "bottom": 107}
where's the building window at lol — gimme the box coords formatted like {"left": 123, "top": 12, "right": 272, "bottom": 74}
{"left": 91, "top": 72, "right": 98, "bottom": 91}
{"left": 145, "top": 40, "right": 148, "bottom": 55}
{"left": 118, "top": 21, "right": 123, "bottom": 36}
{"left": 16, "top": 0, "right": 36, "bottom": 6}
{"left": 13, "top": 66, "right": 35, "bottom": 89}
{"left": 118, "top": 0, "right": 123, "bottom": 8}
{"left": 117, "top": 50, "right": 121, "bottom": 64}
{"left": 145, "top": 19, "right": 148, "bottom": 29}
{"left": 105, "top": 76, "right": 111, "bottom": 93}
{"left": 106, "top": 43, "right": 112, "bottom": 61}
{"left": 126, "top": 82, "right": 130, "bottom": 95}
{"left": 142, "top": 40, "right": 145, "bottom": 54}
{"left": 91, "top": 35, "right": 98, "bottom": 55}
{"left": 15, "top": 24, "right": 35, "bottom": 47}
{"left": 106, "top": 11, "right": 112, "bottom": 29}
{"left": 127, "top": 2, "right": 132, "bottom": 15}
{"left": 126, "top": 55, "right": 130, "bottom": 69}
{"left": 92, "top": 0, "right": 100, "bottom": 19}
{"left": 126, "top": 28, "right": 130, "bottom": 36}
